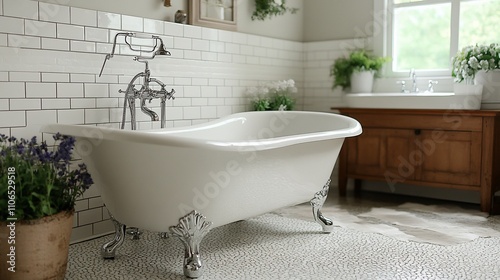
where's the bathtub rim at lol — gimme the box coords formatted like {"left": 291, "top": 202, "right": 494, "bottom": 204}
{"left": 41, "top": 111, "right": 361, "bottom": 151}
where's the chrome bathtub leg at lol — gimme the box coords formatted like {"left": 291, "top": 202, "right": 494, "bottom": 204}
{"left": 101, "top": 213, "right": 127, "bottom": 259}
{"left": 126, "top": 227, "right": 142, "bottom": 240}
{"left": 310, "top": 179, "right": 334, "bottom": 233}
{"left": 169, "top": 210, "right": 212, "bottom": 279}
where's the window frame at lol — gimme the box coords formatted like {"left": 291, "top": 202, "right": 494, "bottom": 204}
{"left": 374, "top": 0, "right": 466, "bottom": 78}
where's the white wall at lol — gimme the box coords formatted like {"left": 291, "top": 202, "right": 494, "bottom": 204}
{"left": 303, "top": 0, "right": 374, "bottom": 42}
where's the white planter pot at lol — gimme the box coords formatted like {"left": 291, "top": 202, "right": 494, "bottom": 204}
{"left": 474, "top": 70, "right": 500, "bottom": 103}
{"left": 350, "top": 71, "right": 375, "bottom": 93}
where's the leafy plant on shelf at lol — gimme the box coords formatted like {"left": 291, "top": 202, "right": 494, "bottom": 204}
{"left": 0, "top": 133, "right": 93, "bottom": 221}
{"left": 330, "top": 49, "right": 389, "bottom": 90}
{"left": 252, "top": 0, "right": 299, "bottom": 21}
{"left": 248, "top": 79, "right": 297, "bottom": 111}
{"left": 451, "top": 43, "right": 500, "bottom": 83}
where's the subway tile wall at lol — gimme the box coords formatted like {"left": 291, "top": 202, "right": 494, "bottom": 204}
{"left": 0, "top": 0, "right": 367, "bottom": 242}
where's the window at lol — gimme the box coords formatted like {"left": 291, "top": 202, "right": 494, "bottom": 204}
{"left": 384, "top": 0, "right": 500, "bottom": 76}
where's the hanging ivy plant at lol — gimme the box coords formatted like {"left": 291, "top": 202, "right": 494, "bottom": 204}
{"left": 251, "top": 0, "right": 299, "bottom": 21}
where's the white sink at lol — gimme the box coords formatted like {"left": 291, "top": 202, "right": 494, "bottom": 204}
{"left": 344, "top": 92, "right": 483, "bottom": 110}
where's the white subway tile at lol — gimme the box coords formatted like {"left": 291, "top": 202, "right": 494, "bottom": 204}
{"left": 96, "top": 98, "right": 118, "bottom": 108}
{"left": 174, "top": 37, "right": 192, "bottom": 50}
{"left": 9, "top": 72, "right": 40, "bottom": 82}
{"left": 0, "top": 0, "right": 3, "bottom": 15}
{"left": 164, "top": 21, "right": 183, "bottom": 36}
{"left": 192, "top": 39, "right": 209, "bottom": 51}
{"left": 232, "top": 32, "right": 247, "bottom": 44}
{"left": 210, "top": 41, "right": 224, "bottom": 52}
{"left": 202, "top": 51, "right": 217, "bottom": 61}
{"left": 232, "top": 54, "right": 246, "bottom": 64}
{"left": 96, "top": 75, "right": 118, "bottom": 84}
{"left": 25, "top": 19, "right": 56, "bottom": 37}
{"left": 10, "top": 98, "right": 41, "bottom": 110}
{"left": 42, "top": 73, "right": 69, "bottom": 82}
{"left": 225, "top": 42, "right": 240, "bottom": 54}
{"left": 217, "top": 53, "right": 231, "bottom": 62}
{"left": 38, "top": 2, "right": 70, "bottom": 24}
{"left": 57, "top": 109, "right": 84, "bottom": 124}
{"left": 97, "top": 11, "right": 121, "bottom": 29}
{"left": 71, "top": 98, "right": 95, "bottom": 109}
{"left": 183, "top": 86, "right": 201, "bottom": 97}
{"left": 0, "top": 16, "right": 24, "bottom": 34}
{"left": 57, "top": 83, "right": 84, "bottom": 98}
{"left": 93, "top": 219, "right": 114, "bottom": 236}
{"left": 85, "top": 84, "right": 108, "bottom": 98}
{"left": 184, "top": 50, "right": 201, "bottom": 60}
{"left": 42, "top": 98, "right": 70, "bottom": 109}
{"left": 166, "top": 106, "right": 183, "bottom": 120}
{"left": 3, "top": 0, "right": 38, "bottom": 20}
{"left": 240, "top": 45, "right": 253, "bottom": 55}
{"left": 41, "top": 38, "right": 69, "bottom": 51}
{"left": 0, "top": 82, "right": 25, "bottom": 98}
{"left": 174, "top": 77, "right": 191, "bottom": 86}
{"left": 218, "top": 30, "right": 233, "bottom": 43}
{"left": 84, "top": 108, "right": 110, "bottom": 124}
{"left": 71, "top": 7, "right": 97, "bottom": 27}
{"left": 208, "top": 97, "right": 224, "bottom": 106}
{"left": 26, "top": 82, "right": 56, "bottom": 98}
{"left": 96, "top": 42, "right": 112, "bottom": 54}
{"left": 121, "top": 15, "right": 143, "bottom": 32}
{"left": 70, "top": 225, "right": 92, "bottom": 243}
{"left": 192, "top": 78, "right": 208, "bottom": 86}
{"left": 0, "top": 99, "right": 8, "bottom": 110}
{"left": 183, "top": 107, "right": 201, "bottom": 119}
{"left": 57, "top": 23, "right": 84, "bottom": 40}
{"left": 184, "top": 25, "right": 201, "bottom": 39}
{"left": 144, "top": 18, "right": 163, "bottom": 34}
{"left": 26, "top": 110, "right": 57, "bottom": 126}
{"left": 201, "top": 106, "right": 217, "bottom": 118}
{"left": 71, "top": 40, "right": 96, "bottom": 53}
{"left": 88, "top": 197, "right": 104, "bottom": 208}
{"left": 85, "top": 27, "right": 108, "bottom": 43}
{"left": 8, "top": 34, "right": 40, "bottom": 48}
{"left": 192, "top": 98, "right": 208, "bottom": 106}
{"left": 201, "top": 86, "right": 217, "bottom": 97}
{"left": 0, "top": 34, "right": 6, "bottom": 46}
{"left": 202, "top": 28, "right": 218, "bottom": 40}
{"left": 0, "top": 111, "right": 25, "bottom": 127}
{"left": 209, "top": 79, "right": 224, "bottom": 86}
{"left": 0, "top": 72, "right": 8, "bottom": 81}
{"left": 74, "top": 199, "right": 88, "bottom": 212}
{"left": 70, "top": 74, "right": 95, "bottom": 83}
{"left": 216, "top": 105, "right": 232, "bottom": 117}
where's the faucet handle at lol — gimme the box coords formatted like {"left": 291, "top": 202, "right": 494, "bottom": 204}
{"left": 396, "top": 80, "right": 408, "bottom": 93}
{"left": 428, "top": 80, "right": 438, "bottom": 93}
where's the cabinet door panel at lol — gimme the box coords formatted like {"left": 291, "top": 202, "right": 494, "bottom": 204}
{"left": 416, "top": 131, "right": 481, "bottom": 186}
{"left": 347, "top": 128, "right": 414, "bottom": 180}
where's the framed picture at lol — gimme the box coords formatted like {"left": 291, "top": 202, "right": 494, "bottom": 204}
{"left": 188, "top": 0, "right": 237, "bottom": 31}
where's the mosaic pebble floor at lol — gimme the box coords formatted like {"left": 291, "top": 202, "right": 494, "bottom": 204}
{"left": 66, "top": 195, "right": 500, "bottom": 279}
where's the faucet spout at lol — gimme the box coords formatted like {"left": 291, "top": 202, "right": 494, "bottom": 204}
{"left": 140, "top": 96, "right": 159, "bottom": 121}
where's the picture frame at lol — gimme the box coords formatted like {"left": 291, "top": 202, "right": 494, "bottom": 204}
{"left": 188, "top": 0, "right": 237, "bottom": 31}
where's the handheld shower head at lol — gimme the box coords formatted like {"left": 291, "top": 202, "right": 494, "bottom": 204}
{"left": 154, "top": 42, "right": 171, "bottom": 56}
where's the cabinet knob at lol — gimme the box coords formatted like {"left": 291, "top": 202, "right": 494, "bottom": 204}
{"left": 414, "top": 129, "right": 421, "bottom": 135}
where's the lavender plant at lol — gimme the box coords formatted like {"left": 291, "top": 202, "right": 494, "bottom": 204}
{"left": 0, "top": 133, "right": 93, "bottom": 220}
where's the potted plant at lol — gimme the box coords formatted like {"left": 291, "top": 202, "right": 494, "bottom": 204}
{"left": 251, "top": 0, "right": 299, "bottom": 21}
{"left": 248, "top": 79, "right": 297, "bottom": 111}
{"left": 330, "top": 49, "right": 389, "bottom": 93}
{"left": 0, "top": 133, "right": 93, "bottom": 280}
{"left": 452, "top": 43, "right": 500, "bottom": 103}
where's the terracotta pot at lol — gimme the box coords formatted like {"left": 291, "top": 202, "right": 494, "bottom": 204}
{"left": 0, "top": 211, "right": 74, "bottom": 280}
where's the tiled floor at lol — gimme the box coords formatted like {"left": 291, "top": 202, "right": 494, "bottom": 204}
{"left": 66, "top": 190, "right": 500, "bottom": 279}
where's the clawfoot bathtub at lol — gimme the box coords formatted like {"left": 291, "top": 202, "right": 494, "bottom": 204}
{"left": 42, "top": 111, "right": 361, "bottom": 278}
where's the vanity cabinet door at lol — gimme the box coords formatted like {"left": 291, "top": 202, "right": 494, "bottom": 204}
{"left": 415, "top": 130, "right": 481, "bottom": 186}
{"left": 347, "top": 128, "right": 414, "bottom": 180}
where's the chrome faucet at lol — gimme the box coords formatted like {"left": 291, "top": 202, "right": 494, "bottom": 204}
{"left": 99, "top": 32, "right": 175, "bottom": 130}
{"left": 409, "top": 68, "right": 419, "bottom": 93}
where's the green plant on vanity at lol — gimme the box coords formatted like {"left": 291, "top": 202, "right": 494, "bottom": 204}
{"left": 0, "top": 133, "right": 93, "bottom": 279}
{"left": 251, "top": 0, "right": 299, "bottom": 21}
{"left": 330, "top": 49, "right": 389, "bottom": 90}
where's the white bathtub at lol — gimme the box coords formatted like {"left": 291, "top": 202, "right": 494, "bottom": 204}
{"left": 42, "top": 111, "right": 361, "bottom": 278}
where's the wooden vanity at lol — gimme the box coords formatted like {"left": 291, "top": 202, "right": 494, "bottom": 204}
{"left": 335, "top": 108, "right": 500, "bottom": 214}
